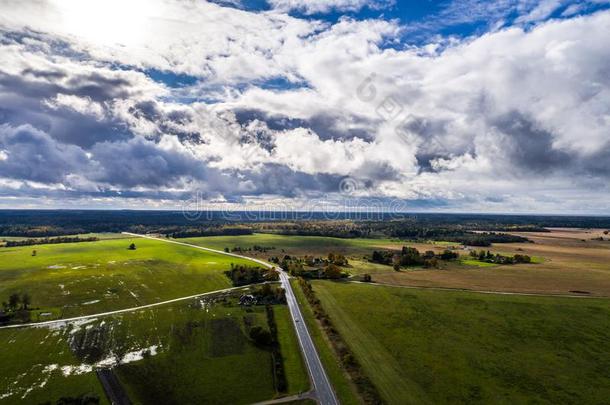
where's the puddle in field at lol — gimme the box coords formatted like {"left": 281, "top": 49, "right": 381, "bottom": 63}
{"left": 48, "top": 265, "right": 66, "bottom": 269}
{"left": 71, "top": 266, "right": 86, "bottom": 270}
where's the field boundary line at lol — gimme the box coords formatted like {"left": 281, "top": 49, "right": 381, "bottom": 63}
{"left": 349, "top": 280, "right": 610, "bottom": 299}
{"left": 0, "top": 283, "right": 269, "bottom": 330}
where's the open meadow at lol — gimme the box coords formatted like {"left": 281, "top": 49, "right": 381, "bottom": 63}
{"left": 181, "top": 230, "right": 610, "bottom": 296}
{"left": 0, "top": 288, "right": 308, "bottom": 404}
{"left": 371, "top": 228, "right": 610, "bottom": 296}
{"left": 180, "top": 233, "right": 405, "bottom": 257}
{"left": 309, "top": 281, "right": 610, "bottom": 405}
{"left": 0, "top": 235, "right": 255, "bottom": 320}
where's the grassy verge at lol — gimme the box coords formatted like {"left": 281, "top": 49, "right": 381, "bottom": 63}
{"left": 275, "top": 305, "right": 310, "bottom": 395}
{"left": 312, "top": 281, "right": 610, "bottom": 405}
{"left": 290, "top": 279, "right": 361, "bottom": 405}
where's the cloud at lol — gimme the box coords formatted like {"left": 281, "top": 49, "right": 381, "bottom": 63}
{"left": 515, "top": 0, "right": 564, "bottom": 23}
{"left": 0, "top": 1, "right": 609, "bottom": 212}
{"left": 0, "top": 124, "right": 89, "bottom": 183}
{"left": 267, "top": 0, "right": 394, "bottom": 14}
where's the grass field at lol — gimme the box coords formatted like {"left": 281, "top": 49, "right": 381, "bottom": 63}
{"left": 180, "top": 233, "right": 403, "bottom": 258}
{"left": 0, "top": 289, "right": 307, "bottom": 404}
{"left": 0, "top": 236, "right": 255, "bottom": 319}
{"left": 373, "top": 229, "right": 610, "bottom": 296}
{"left": 115, "top": 295, "right": 277, "bottom": 404}
{"left": 0, "top": 325, "right": 107, "bottom": 404}
{"left": 182, "top": 230, "right": 610, "bottom": 296}
{"left": 311, "top": 281, "right": 610, "bottom": 405}
{"left": 0, "top": 233, "right": 132, "bottom": 247}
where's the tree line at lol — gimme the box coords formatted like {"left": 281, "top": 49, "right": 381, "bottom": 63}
{"left": 4, "top": 236, "right": 98, "bottom": 247}
{"left": 0, "top": 292, "right": 32, "bottom": 324}
{"left": 371, "top": 246, "right": 459, "bottom": 269}
{"left": 468, "top": 250, "right": 532, "bottom": 264}
{"left": 225, "top": 264, "right": 279, "bottom": 286}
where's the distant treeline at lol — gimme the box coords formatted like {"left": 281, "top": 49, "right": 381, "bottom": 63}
{"left": 440, "top": 232, "right": 529, "bottom": 247}
{"left": 372, "top": 246, "right": 459, "bottom": 269}
{"left": 164, "top": 227, "right": 253, "bottom": 238}
{"left": 4, "top": 236, "right": 99, "bottom": 247}
{"left": 244, "top": 222, "right": 530, "bottom": 245}
{"left": 1, "top": 209, "right": 609, "bottom": 239}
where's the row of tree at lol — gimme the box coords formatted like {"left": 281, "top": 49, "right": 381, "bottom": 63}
{"left": 225, "top": 264, "right": 279, "bottom": 286}
{"left": 469, "top": 250, "right": 532, "bottom": 264}
{"left": 0, "top": 293, "right": 32, "bottom": 324}
{"left": 4, "top": 236, "right": 98, "bottom": 247}
{"left": 1, "top": 292, "right": 31, "bottom": 312}
{"left": 371, "top": 246, "right": 459, "bottom": 269}
{"left": 225, "top": 245, "right": 275, "bottom": 253}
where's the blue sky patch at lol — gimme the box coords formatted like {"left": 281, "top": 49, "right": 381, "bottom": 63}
{"left": 145, "top": 69, "right": 199, "bottom": 88}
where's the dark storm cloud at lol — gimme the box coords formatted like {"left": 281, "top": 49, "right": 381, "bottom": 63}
{"left": 0, "top": 124, "right": 89, "bottom": 183}
{"left": 129, "top": 100, "right": 203, "bottom": 144}
{"left": 0, "top": 69, "right": 134, "bottom": 102}
{"left": 579, "top": 144, "right": 610, "bottom": 176}
{"left": 239, "top": 163, "right": 345, "bottom": 197}
{"left": 404, "top": 116, "right": 472, "bottom": 174}
{"left": 90, "top": 136, "right": 217, "bottom": 188}
{"left": 0, "top": 59, "right": 154, "bottom": 147}
{"left": 492, "top": 111, "right": 572, "bottom": 173}
{"left": 234, "top": 108, "right": 372, "bottom": 141}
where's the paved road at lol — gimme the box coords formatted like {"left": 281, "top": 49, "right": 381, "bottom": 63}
{"left": 124, "top": 233, "right": 339, "bottom": 405}
{"left": 279, "top": 271, "right": 338, "bottom": 405}
{"left": 97, "top": 368, "right": 132, "bottom": 405}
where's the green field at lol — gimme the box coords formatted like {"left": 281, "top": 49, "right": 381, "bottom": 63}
{"left": 0, "top": 236, "right": 255, "bottom": 319}
{"left": 0, "top": 289, "right": 308, "bottom": 404}
{"left": 459, "top": 259, "right": 498, "bottom": 268}
{"left": 0, "top": 325, "right": 107, "bottom": 404}
{"left": 180, "top": 233, "right": 400, "bottom": 257}
{"left": 311, "top": 281, "right": 610, "bottom": 405}
{"left": 347, "top": 259, "right": 396, "bottom": 276}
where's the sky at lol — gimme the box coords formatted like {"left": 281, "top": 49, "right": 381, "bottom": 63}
{"left": 0, "top": 0, "right": 610, "bottom": 214}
